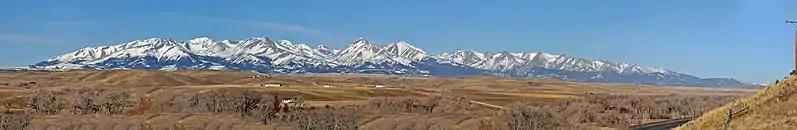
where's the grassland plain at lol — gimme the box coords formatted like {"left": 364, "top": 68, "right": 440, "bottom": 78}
{"left": 0, "top": 70, "right": 754, "bottom": 130}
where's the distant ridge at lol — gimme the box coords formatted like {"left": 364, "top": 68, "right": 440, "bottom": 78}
{"left": 31, "top": 37, "right": 747, "bottom": 87}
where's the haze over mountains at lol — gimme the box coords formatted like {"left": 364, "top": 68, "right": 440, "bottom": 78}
{"left": 31, "top": 37, "right": 748, "bottom": 87}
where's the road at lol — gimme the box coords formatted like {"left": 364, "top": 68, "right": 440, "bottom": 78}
{"left": 412, "top": 90, "right": 506, "bottom": 110}
{"left": 629, "top": 117, "right": 694, "bottom": 130}
{"left": 468, "top": 100, "right": 505, "bottom": 109}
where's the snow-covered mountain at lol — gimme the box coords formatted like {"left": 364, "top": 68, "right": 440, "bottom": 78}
{"left": 31, "top": 37, "right": 747, "bottom": 87}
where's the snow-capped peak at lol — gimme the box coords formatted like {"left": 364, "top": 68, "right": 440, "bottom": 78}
{"left": 334, "top": 37, "right": 385, "bottom": 65}
{"left": 33, "top": 36, "right": 745, "bottom": 87}
{"left": 122, "top": 38, "right": 181, "bottom": 48}
{"left": 45, "top": 36, "right": 674, "bottom": 75}
{"left": 436, "top": 50, "right": 674, "bottom": 75}
{"left": 315, "top": 45, "right": 330, "bottom": 49}
{"left": 381, "top": 41, "right": 428, "bottom": 61}
{"left": 350, "top": 37, "right": 374, "bottom": 47}
{"left": 188, "top": 37, "right": 214, "bottom": 43}
{"left": 296, "top": 44, "right": 312, "bottom": 50}
{"left": 185, "top": 37, "right": 238, "bottom": 57}
{"left": 313, "top": 45, "right": 338, "bottom": 58}
{"left": 478, "top": 51, "right": 525, "bottom": 71}
{"left": 435, "top": 50, "right": 487, "bottom": 67}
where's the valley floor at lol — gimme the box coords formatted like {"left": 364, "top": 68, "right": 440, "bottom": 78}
{"left": 0, "top": 70, "right": 754, "bottom": 130}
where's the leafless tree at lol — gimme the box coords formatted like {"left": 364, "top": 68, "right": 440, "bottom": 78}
{"left": 498, "top": 103, "right": 564, "bottom": 130}
{"left": 66, "top": 89, "right": 101, "bottom": 115}
{"left": 0, "top": 113, "right": 33, "bottom": 130}
{"left": 96, "top": 90, "right": 131, "bottom": 114}
{"left": 292, "top": 108, "right": 360, "bottom": 130}
{"left": 27, "top": 90, "right": 63, "bottom": 115}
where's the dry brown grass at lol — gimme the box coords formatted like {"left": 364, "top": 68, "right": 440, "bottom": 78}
{"left": 0, "top": 70, "right": 756, "bottom": 130}
{"left": 493, "top": 94, "right": 740, "bottom": 130}
{"left": 676, "top": 76, "right": 797, "bottom": 130}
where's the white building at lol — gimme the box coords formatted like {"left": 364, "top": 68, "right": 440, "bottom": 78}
{"left": 375, "top": 85, "right": 385, "bottom": 88}
{"left": 261, "top": 83, "right": 283, "bottom": 87}
{"left": 281, "top": 98, "right": 297, "bottom": 103}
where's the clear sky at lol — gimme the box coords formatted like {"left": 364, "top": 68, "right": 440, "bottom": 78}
{"left": 1, "top": 0, "right": 795, "bottom": 84}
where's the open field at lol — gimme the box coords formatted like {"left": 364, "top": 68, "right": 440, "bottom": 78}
{"left": 0, "top": 70, "right": 755, "bottom": 130}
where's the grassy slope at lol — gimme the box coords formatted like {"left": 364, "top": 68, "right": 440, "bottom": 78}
{"left": 677, "top": 76, "right": 797, "bottom": 129}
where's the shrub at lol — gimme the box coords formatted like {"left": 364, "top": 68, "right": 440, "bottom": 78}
{"left": 0, "top": 113, "right": 33, "bottom": 130}
{"left": 365, "top": 96, "right": 478, "bottom": 114}
{"left": 66, "top": 89, "right": 131, "bottom": 115}
{"left": 195, "top": 89, "right": 276, "bottom": 117}
{"left": 27, "top": 90, "right": 64, "bottom": 115}
{"left": 496, "top": 94, "right": 741, "bottom": 129}
{"left": 292, "top": 108, "right": 360, "bottom": 130}
{"left": 66, "top": 89, "right": 100, "bottom": 114}
{"left": 498, "top": 103, "right": 564, "bottom": 130}
{"left": 96, "top": 90, "right": 131, "bottom": 114}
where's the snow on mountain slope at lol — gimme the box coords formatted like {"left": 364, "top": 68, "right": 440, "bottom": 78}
{"left": 49, "top": 38, "right": 197, "bottom": 64}
{"left": 382, "top": 41, "right": 428, "bottom": 61}
{"left": 184, "top": 37, "right": 237, "bottom": 57}
{"left": 436, "top": 50, "right": 487, "bottom": 67}
{"left": 312, "top": 45, "right": 338, "bottom": 58}
{"left": 437, "top": 51, "right": 671, "bottom": 75}
{"left": 333, "top": 37, "right": 389, "bottom": 65}
{"left": 32, "top": 36, "right": 748, "bottom": 87}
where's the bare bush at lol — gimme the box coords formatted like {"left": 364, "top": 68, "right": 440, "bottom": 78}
{"left": 0, "top": 113, "right": 33, "bottom": 130}
{"left": 27, "top": 90, "right": 64, "bottom": 115}
{"left": 65, "top": 89, "right": 131, "bottom": 115}
{"left": 496, "top": 94, "right": 741, "bottom": 129}
{"left": 125, "top": 97, "right": 152, "bottom": 115}
{"left": 25, "top": 89, "right": 132, "bottom": 115}
{"left": 292, "top": 108, "right": 360, "bottom": 130}
{"left": 149, "top": 88, "right": 284, "bottom": 124}
{"left": 66, "top": 89, "right": 100, "bottom": 114}
{"left": 251, "top": 95, "right": 280, "bottom": 124}
{"left": 153, "top": 92, "right": 201, "bottom": 113}
{"left": 366, "top": 96, "right": 479, "bottom": 114}
{"left": 97, "top": 90, "right": 131, "bottom": 114}
{"left": 195, "top": 89, "right": 276, "bottom": 116}
{"left": 498, "top": 103, "right": 564, "bottom": 130}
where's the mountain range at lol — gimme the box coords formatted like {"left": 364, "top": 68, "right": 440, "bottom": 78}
{"left": 30, "top": 37, "right": 748, "bottom": 87}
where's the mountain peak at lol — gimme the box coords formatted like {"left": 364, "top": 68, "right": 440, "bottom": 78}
{"left": 142, "top": 37, "right": 173, "bottom": 41}
{"left": 277, "top": 40, "right": 293, "bottom": 45}
{"left": 454, "top": 50, "right": 480, "bottom": 54}
{"left": 244, "top": 37, "right": 274, "bottom": 42}
{"left": 335, "top": 38, "right": 384, "bottom": 65}
{"left": 315, "top": 45, "right": 330, "bottom": 49}
{"left": 296, "top": 44, "right": 311, "bottom": 50}
{"left": 387, "top": 41, "right": 420, "bottom": 49}
{"left": 383, "top": 41, "right": 427, "bottom": 61}
{"left": 125, "top": 37, "right": 180, "bottom": 47}
{"left": 31, "top": 36, "right": 747, "bottom": 87}
{"left": 312, "top": 45, "right": 338, "bottom": 57}
{"left": 350, "top": 37, "right": 373, "bottom": 46}
{"left": 189, "top": 37, "right": 213, "bottom": 43}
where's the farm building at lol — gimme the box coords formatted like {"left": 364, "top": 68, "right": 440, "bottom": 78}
{"left": 261, "top": 83, "right": 283, "bottom": 87}
{"left": 281, "top": 98, "right": 297, "bottom": 103}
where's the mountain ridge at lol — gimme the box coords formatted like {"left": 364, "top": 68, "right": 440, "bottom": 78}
{"left": 31, "top": 36, "right": 748, "bottom": 87}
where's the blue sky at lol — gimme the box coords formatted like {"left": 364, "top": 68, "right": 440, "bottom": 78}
{"left": 0, "top": 0, "right": 795, "bottom": 83}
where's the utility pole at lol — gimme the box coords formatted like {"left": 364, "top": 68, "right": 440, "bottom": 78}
{"left": 789, "top": 20, "right": 797, "bottom": 72}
